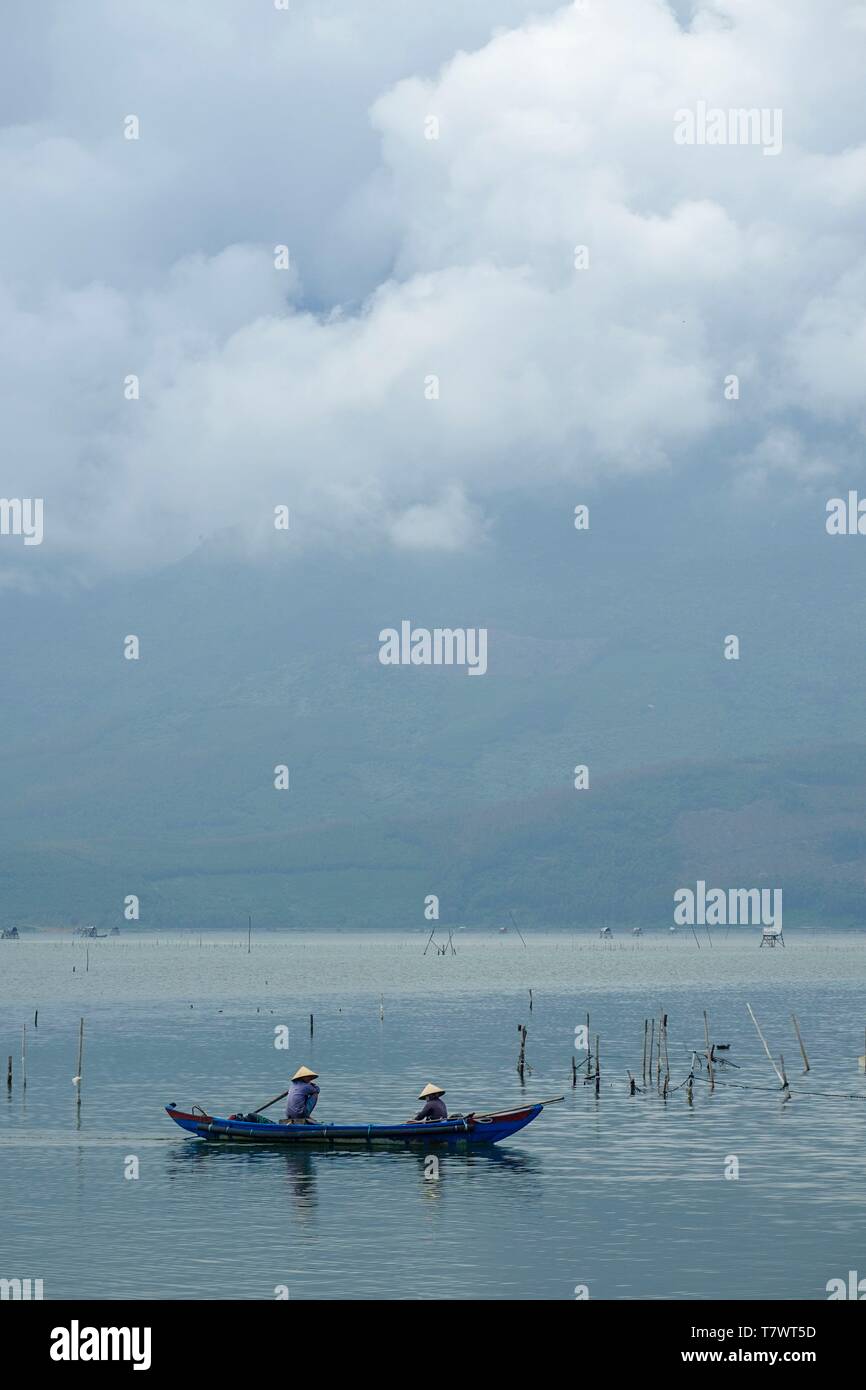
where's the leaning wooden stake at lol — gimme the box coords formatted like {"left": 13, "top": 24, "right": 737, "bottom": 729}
{"left": 746, "top": 1003, "right": 785, "bottom": 1085}
{"left": 791, "top": 1014, "right": 810, "bottom": 1072}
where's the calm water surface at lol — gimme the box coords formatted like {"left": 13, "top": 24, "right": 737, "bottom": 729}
{"left": 1, "top": 931, "right": 864, "bottom": 1300}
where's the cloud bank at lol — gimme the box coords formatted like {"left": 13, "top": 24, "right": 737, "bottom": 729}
{"left": 2, "top": 0, "right": 866, "bottom": 577}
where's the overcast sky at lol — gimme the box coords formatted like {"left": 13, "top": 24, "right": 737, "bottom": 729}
{"left": 2, "top": 0, "right": 865, "bottom": 580}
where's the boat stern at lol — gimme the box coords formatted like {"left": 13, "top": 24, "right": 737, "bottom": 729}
{"left": 165, "top": 1104, "right": 212, "bottom": 1135}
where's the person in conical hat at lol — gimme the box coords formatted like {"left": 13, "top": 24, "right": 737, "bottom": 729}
{"left": 410, "top": 1082, "right": 448, "bottom": 1123}
{"left": 282, "top": 1065, "right": 321, "bottom": 1124}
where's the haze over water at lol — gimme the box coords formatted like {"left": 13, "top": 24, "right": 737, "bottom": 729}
{"left": 2, "top": 931, "right": 864, "bottom": 1300}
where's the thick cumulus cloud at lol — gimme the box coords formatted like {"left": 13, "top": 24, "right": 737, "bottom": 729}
{"left": 2, "top": 0, "right": 866, "bottom": 577}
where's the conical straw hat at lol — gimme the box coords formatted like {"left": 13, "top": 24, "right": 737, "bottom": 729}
{"left": 418, "top": 1082, "right": 445, "bottom": 1099}
{"left": 292, "top": 1065, "right": 319, "bottom": 1081}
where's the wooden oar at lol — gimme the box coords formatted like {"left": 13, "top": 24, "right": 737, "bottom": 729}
{"left": 472, "top": 1094, "right": 564, "bottom": 1120}
{"left": 252, "top": 1089, "right": 288, "bottom": 1115}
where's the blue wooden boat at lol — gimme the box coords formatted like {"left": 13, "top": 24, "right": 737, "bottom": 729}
{"left": 165, "top": 1100, "right": 550, "bottom": 1146}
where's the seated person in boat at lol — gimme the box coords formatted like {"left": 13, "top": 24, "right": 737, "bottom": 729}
{"left": 410, "top": 1082, "right": 447, "bottom": 1122}
{"left": 282, "top": 1065, "right": 320, "bottom": 1124}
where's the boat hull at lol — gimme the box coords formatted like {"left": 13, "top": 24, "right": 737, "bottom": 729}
{"left": 165, "top": 1104, "right": 542, "bottom": 1146}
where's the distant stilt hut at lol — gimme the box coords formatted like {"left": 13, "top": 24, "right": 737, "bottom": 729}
{"left": 760, "top": 925, "right": 784, "bottom": 948}
{"left": 599, "top": 926, "right": 613, "bottom": 939}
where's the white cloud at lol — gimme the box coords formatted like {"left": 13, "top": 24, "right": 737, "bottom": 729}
{"left": 388, "top": 485, "right": 487, "bottom": 552}
{"left": 2, "top": 0, "right": 866, "bottom": 578}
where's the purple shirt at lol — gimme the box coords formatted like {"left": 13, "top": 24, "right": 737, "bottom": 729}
{"left": 414, "top": 1096, "right": 447, "bottom": 1121}
{"left": 284, "top": 1080, "right": 320, "bottom": 1118}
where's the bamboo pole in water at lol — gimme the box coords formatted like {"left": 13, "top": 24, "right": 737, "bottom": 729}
{"left": 704, "top": 1010, "right": 714, "bottom": 1092}
{"left": 594, "top": 1035, "right": 600, "bottom": 1096}
{"left": 780, "top": 1055, "right": 791, "bottom": 1102}
{"left": 642, "top": 1018, "right": 648, "bottom": 1087}
{"left": 746, "top": 1003, "right": 785, "bottom": 1085}
{"left": 648, "top": 1018, "right": 655, "bottom": 1089}
{"left": 73, "top": 1018, "right": 84, "bottom": 1106}
{"left": 791, "top": 1014, "right": 810, "bottom": 1072}
{"left": 21, "top": 1025, "right": 26, "bottom": 1090}
{"left": 517, "top": 1023, "right": 528, "bottom": 1078}
{"left": 656, "top": 1017, "right": 662, "bottom": 1091}
{"left": 6, "top": 1055, "right": 11, "bottom": 1090}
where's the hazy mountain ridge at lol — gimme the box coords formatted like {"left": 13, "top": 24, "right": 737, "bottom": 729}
{"left": 3, "top": 486, "right": 865, "bottom": 929}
